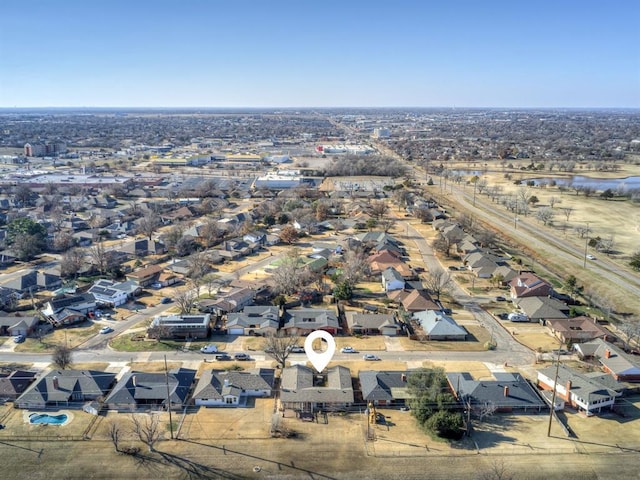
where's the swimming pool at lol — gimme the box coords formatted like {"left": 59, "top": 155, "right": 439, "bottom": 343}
{"left": 29, "top": 413, "right": 68, "bottom": 425}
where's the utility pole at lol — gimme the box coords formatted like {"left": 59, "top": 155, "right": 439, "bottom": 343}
{"left": 164, "top": 355, "right": 174, "bottom": 439}
{"left": 583, "top": 222, "right": 590, "bottom": 268}
{"left": 547, "top": 342, "right": 563, "bottom": 437}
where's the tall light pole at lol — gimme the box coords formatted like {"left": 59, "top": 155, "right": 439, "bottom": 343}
{"left": 583, "top": 222, "right": 590, "bottom": 268}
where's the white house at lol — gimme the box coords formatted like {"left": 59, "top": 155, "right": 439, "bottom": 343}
{"left": 381, "top": 267, "right": 405, "bottom": 292}
{"left": 88, "top": 279, "right": 140, "bottom": 307}
{"left": 537, "top": 364, "right": 623, "bottom": 416}
{"left": 192, "top": 369, "right": 275, "bottom": 407}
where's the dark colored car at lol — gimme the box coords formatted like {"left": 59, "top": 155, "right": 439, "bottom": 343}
{"left": 160, "top": 297, "right": 172, "bottom": 304}
{"left": 234, "top": 353, "right": 250, "bottom": 361}
{"left": 215, "top": 354, "right": 232, "bottom": 361}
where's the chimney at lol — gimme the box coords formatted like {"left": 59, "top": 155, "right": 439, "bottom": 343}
{"left": 605, "top": 349, "right": 611, "bottom": 359}
{"left": 503, "top": 386, "right": 509, "bottom": 397}
{"left": 132, "top": 375, "right": 137, "bottom": 387}
{"left": 401, "top": 374, "right": 407, "bottom": 382}
{"left": 52, "top": 376, "right": 59, "bottom": 390}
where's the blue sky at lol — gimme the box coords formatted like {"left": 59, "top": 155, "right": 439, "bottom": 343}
{"left": 1, "top": 1, "right": 638, "bottom": 108}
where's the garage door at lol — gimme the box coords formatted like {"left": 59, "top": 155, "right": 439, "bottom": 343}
{"left": 228, "top": 328, "right": 244, "bottom": 335}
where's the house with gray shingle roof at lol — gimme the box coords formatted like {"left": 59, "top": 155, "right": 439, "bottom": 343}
{"left": 0, "top": 370, "right": 36, "bottom": 401}
{"left": 359, "top": 371, "right": 413, "bottom": 406}
{"left": 105, "top": 368, "right": 196, "bottom": 411}
{"left": 15, "top": 370, "right": 116, "bottom": 409}
{"left": 280, "top": 365, "right": 353, "bottom": 413}
{"left": 514, "top": 296, "right": 569, "bottom": 323}
{"left": 281, "top": 308, "right": 341, "bottom": 336}
{"left": 447, "top": 372, "right": 546, "bottom": 413}
{"left": 574, "top": 339, "right": 640, "bottom": 382}
{"left": 0, "top": 315, "right": 39, "bottom": 336}
{"left": 192, "top": 369, "right": 275, "bottom": 407}
{"left": 537, "top": 364, "right": 623, "bottom": 416}
{"left": 413, "top": 310, "right": 467, "bottom": 341}
{"left": 226, "top": 306, "right": 279, "bottom": 336}
{"left": 345, "top": 312, "right": 400, "bottom": 336}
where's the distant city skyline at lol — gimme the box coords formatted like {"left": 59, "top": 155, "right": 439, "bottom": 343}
{"left": 1, "top": 1, "right": 638, "bottom": 108}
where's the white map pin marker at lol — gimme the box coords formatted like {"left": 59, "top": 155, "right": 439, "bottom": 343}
{"left": 304, "top": 330, "right": 336, "bottom": 373}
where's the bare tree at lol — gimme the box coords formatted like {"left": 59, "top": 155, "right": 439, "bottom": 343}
{"left": 173, "top": 288, "right": 197, "bottom": 314}
{"left": 89, "top": 241, "right": 109, "bottom": 275}
{"left": 379, "top": 217, "right": 396, "bottom": 233}
{"left": 423, "top": 269, "right": 452, "bottom": 301}
{"left": 162, "top": 224, "right": 184, "bottom": 250}
{"left": 61, "top": 248, "right": 85, "bottom": 278}
{"left": 52, "top": 344, "right": 73, "bottom": 369}
{"left": 369, "top": 200, "right": 389, "bottom": 219}
{"left": 147, "top": 323, "right": 172, "bottom": 341}
{"left": 474, "top": 401, "right": 498, "bottom": 422}
{"left": 137, "top": 212, "right": 161, "bottom": 240}
{"left": 263, "top": 332, "right": 301, "bottom": 369}
{"left": 107, "top": 421, "right": 122, "bottom": 453}
{"left": 271, "top": 249, "right": 310, "bottom": 295}
{"left": 476, "top": 458, "right": 513, "bottom": 480}
{"left": 535, "top": 207, "right": 555, "bottom": 226}
{"left": 431, "top": 234, "right": 452, "bottom": 257}
{"left": 340, "top": 248, "right": 370, "bottom": 287}
{"left": 130, "top": 414, "right": 162, "bottom": 452}
{"left": 186, "top": 251, "right": 210, "bottom": 295}
{"left": 618, "top": 319, "right": 640, "bottom": 351}
{"left": 53, "top": 231, "right": 75, "bottom": 252}
{"left": 279, "top": 225, "right": 299, "bottom": 245}
{"left": 561, "top": 207, "right": 573, "bottom": 222}
{"left": 548, "top": 196, "right": 560, "bottom": 208}
{"left": 199, "top": 219, "right": 222, "bottom": 247}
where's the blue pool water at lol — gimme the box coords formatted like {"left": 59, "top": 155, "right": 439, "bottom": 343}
{"left": 29, "top": 413, "right": 68, "bottom": 425}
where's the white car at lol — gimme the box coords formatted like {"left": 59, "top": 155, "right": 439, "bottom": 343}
{"left": 363, "top": 354, "right": 380, "bottom": 361}
{"left": 586, "top": 254, "right": 596, "bottom": 260}
{"left": 200, "top": 344, "right": 218, "bottom": 354}
{"left": 341, "top": 346, "right": 357, "bottom": 353}
{"left": 99, "top": 326, "right": 113, "bottom": 334}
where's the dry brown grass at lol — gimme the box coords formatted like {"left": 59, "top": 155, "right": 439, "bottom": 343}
{"left": 129, "top": 361, "right": 183, "bottom": 373}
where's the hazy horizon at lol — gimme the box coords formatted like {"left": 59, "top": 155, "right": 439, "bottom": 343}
{"left": 1, "top": 1, "right": 638, "bottom": 109}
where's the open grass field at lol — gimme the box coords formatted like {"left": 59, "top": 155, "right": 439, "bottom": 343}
{"left": 15, "top": 321, "right": 101, "bottom": 353}
{"left": 2, "top": 396, "right": 640, "bottom": 479}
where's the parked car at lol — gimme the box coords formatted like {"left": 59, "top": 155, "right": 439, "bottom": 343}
{"left": 288, "top": 346, "right": 305, "bottom": 353}
{"left": 200, "top": 344, "right": 218, "bottom": 354}
{"left": 341, "top": 346, "right": 357, "bottom": 353}
{"left": 160, "top": 297, "right": 172, "bottom": 304}
{"left": 234, "top": 353, "right": 250, "bottom": 361}
{"left": 441, "top": 308, "right": 452, "bottom": 315}
{"left": 215, "top": 354, "right": 232, "bottom": 361}
{"left": 586, "top": 254, "right": 596, "bottom": 260}
{"left": 495, "top": 296, "right": 507, "bottom": 302}
{"left": 13, "top": 334, "right": 25, "bottom": 343}
{"left": 508, "top": 313, "right": 529, "bottom": 322}
{"left": 151, "top": 282, "right": 162, "bottom": 289}
{"left": 99, "top": 326, "right": 113, "bottom": 334}
{"left": 363, "top": 354, "right": 380, "bottom": 361}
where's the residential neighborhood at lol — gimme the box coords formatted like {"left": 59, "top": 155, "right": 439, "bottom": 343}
{"left": 0, "top": 107, "right": 639, "bottom": 480}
